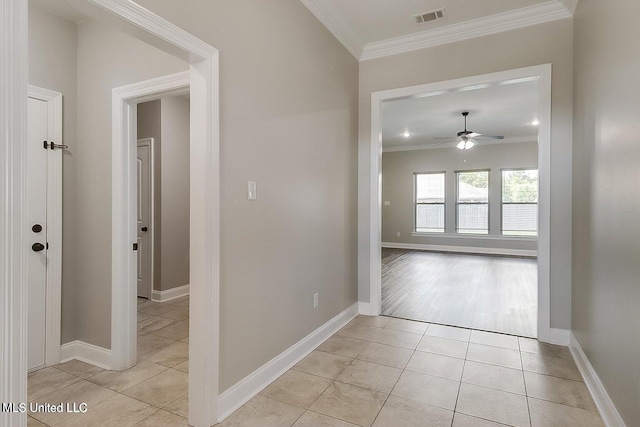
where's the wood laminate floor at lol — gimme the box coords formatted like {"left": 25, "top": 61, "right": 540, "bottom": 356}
{"left": 381, "top": 249, "right": 537, "bottom": 337}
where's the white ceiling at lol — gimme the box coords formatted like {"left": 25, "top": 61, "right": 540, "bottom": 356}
{"left": 30, "top": 0, "right": 89, "bottom": 23}
{"left": 382, "top": 78, "right": 539, "bottom": 151}
{"left": 301, "top": 0, "right": 577, "bottom": 60}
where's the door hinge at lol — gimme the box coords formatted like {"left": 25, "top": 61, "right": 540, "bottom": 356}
{"left": 133, "top": 243, "right": 138, "bottom": 251}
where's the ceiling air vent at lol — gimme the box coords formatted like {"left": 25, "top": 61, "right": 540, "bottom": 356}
{"left": 414, "top": 9, "right": 445, "bottom": 25}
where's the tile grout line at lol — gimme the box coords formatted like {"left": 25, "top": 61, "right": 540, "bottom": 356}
{"left": 518, "top": 337, "right": 534, "bottom": 427}
{"left": 368, "top": 325, "right": 421, "bottom": 427}
{"left": 450, "top": 331, "right": 471, "bottom": 426}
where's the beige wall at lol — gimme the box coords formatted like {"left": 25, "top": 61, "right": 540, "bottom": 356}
{"left": 159, "top": 96, "right": 190, "bottom": 292}
{"left": 359, "top": 19, "right": 574, "bottom": 330}
{"left": 137, "top": 100, "right": 163, "bottom": 291}
{"left": 75, "top": 20, "right": 187, "bottom": 347}
{"left": 572, "top": 1, "right": 640, "bottom": 425}
{"left": 383, "top": 142, "right": 538, "bottom": 252}
{"left": 134, "top": 0, "right": 360, "bottom": 391}
{"left": 28, "top": 4, "right": 78, "bottom": 344}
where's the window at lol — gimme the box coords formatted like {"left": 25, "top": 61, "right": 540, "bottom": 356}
{"left": 414, "top": 172, "right": 445, "bottom": 233}
{"left": 502, "top": 169, "right": 538, "bottom": 236}
{"left": 456, "top": 170, "right": 489, "bottom": 234}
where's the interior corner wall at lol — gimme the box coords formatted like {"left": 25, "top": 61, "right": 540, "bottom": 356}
{"left": 382, "top": 141, "right": 538, "bottom": 252}
{"left": 359, "top": 19, "right": 574, "bottom": 330}
{"left": 28, "top": 3, "right": 78, "bottom": 344}
{"left": 134, "top": 0, "right": 359, "bottom": 392}
{"left": 159, "top": 96, "right": 190, "bottom": 292}
{"left": 137, "top": 99, "right": 163, "bottom": 292}
{"left": 75, "top": 20, "right": 187, "bottom": 348}
{"left": 572, "top": 1, "right": 640, "bottom": 425}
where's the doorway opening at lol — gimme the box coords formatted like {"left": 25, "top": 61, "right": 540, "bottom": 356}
{"left": 136, "top": 93, "right": 191, "bottom": 303}
{"left": 135, "top": 91, "right": 191, "bottom": 393}
{"left": 379, "top": 79, "right": 539, "bottom": 338}
{"left": 368, "top": 64, "right": 554, "bottom": 342}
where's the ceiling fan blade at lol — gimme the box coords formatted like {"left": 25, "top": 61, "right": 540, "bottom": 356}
{"left": 476, "top": 135, "right": 504, "bottom": 140}
{"left": 433, "top": 140, "right": 455, "bottom": 148}
{"left": 467, "top": 132, "right": 481, "bottom": 138}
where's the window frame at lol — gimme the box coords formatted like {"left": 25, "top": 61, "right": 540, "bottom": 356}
{"left": 455, "top": 169, "right": 490, "bottom": 235}
{"left": 500, "top": 167, "right": 539, "bottom": 237}
{"left": 413, "top": 171, "right": 446, "bottom": 234}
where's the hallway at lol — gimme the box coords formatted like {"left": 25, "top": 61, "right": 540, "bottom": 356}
{"left": 27, "top": 296, "right": 189, "bottom": 426}
{"left": 27, "top": 309, "right": 603, "bottom": 426}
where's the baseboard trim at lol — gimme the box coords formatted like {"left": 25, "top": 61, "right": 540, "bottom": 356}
{"left": 382, "top": 241, "right": 537, "bottom": 257}
{"left": 151, "top": 284, "right": 189, "bottom": 302}
{"left": 60, "top": 340, "right": 112, "bottom": 370}
{"left": 358, "top": 301, "right": 377, "bottom": 316}
{"left": 217, "top": 302, "right": 359, "bottom": 422}
{"left": 540, "top": 327, "right": 571, "bottom": 346}
{"left": 569, "top": 333, "right": 627, "bottom": 427}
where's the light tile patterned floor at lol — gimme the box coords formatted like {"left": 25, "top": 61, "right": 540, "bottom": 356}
{"left": 221, "top": 315, "right": 605, "bottom": 427}
{"left": 29, "top": 309, "right": 605, "bottom": 427}
{"left": 27, "top": 296, "right": 189, "bottom": 427}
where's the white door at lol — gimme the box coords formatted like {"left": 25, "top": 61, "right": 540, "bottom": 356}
{"left": 27, "top": 97, "right": 49, "bottom": 371}
{"left": 137, "top": 139, "right": 153, "bottom": 298}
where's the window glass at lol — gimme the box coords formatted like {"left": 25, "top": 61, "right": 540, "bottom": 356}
{"left": 502, "top": 169, "right": 538, "bottom": 236}
{"left": 415, "top": 173, "right": 445, "bottom": 233}
{"left": 456, "top": 171, "right": 489, "bottom": 234}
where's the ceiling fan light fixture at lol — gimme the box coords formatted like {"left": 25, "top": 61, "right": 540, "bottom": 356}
{"left": 456, "top": 137, "right": 476, "bottom": 150}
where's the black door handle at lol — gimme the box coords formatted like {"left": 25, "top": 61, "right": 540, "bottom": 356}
{"left": 32, "top": 242, "right": 45, "bottom": 252}
{"left": 141, "top": 227, "right": 148, "bottom": 232}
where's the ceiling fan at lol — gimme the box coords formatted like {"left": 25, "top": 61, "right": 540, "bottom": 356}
{"left": 437, "top": 111, "right": 504, "bottom": 150}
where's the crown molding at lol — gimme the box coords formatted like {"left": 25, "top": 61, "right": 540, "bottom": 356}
{"left": 361, "top": 1, "right": 575, "bottom": 61}
{"left": 382, "top": 136, "right": 537, "bottom": 153}
{"left": 301, "top": 0, "right": 577, "bottom": 62}
{"left": 300, "top": 0, "right": 363, "bottom": 59}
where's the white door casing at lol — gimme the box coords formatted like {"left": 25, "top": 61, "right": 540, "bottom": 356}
{"left": 111, "top": 66, "right": 219, "bottom": 426}
{"left": 136, "top": 139, "right": 153, "bottom": 299}
{"left": 27, "top": 86, "right": 63, "bottom": 371}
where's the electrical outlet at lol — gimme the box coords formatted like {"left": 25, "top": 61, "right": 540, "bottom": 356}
{"left": 396, "top": 232, "right": 401, "bottom": 237}
{"left": 313, "top": 293, "right": 318, "bottom": 309}
{"left": 384, "top": 201, "right": 391, "bottom": 206}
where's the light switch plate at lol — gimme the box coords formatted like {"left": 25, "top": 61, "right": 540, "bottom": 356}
{"left": 248, "top": 181, "right": 257, "bottom": 200}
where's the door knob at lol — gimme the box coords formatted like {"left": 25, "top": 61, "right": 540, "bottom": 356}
{"left": 32, "top": 224, "right": 42, "bottom": 233}
{"left": 32, "top": 242, "right": 45, "bottom": 252}
{"left": 141, "top": 227, "right": 148, "bottom": 232}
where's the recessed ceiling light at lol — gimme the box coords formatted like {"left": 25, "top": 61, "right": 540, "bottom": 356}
{"left": 530, "top": 120, "right": 539, "bottom": 126}
{"left": 402, "top": 131, "right": 411, "bottom": 138}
